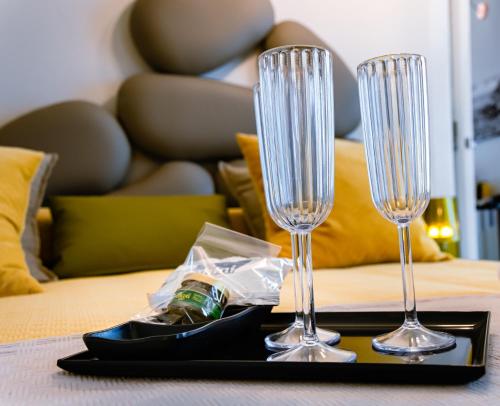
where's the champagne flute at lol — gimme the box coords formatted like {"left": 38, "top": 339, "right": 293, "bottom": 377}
{"left": 357, "top": 53, "right": 456, "bottom": 354}
{"left": 254, "top": 86, "right": 340, "bottom": 352}
{"left": 255, "top": 45, "right": 356, "bottom": 362}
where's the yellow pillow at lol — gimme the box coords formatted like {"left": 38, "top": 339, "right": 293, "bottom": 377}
{"left": 237, "top": 134, "right": 449, "bottom": 268}
{"left": 0, "top": 146, "right": 53, "bottom": 296}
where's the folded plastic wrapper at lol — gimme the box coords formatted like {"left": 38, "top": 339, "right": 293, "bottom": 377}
{"left": 135, "top": 223, "right": 292, "bottom": 324}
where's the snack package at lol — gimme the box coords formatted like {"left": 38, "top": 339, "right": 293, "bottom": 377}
{"left": 138, "top": 223, "right": 292, "bottom": 324}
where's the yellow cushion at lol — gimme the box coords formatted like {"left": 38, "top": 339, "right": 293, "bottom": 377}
{"left": 35, "top": 207, "right": 252, "bottom": 266}
{"left": 227, "top": 207, "right": 251, "bottom": 235}
{"left": 0, "top": 147, "right": 46, "bottom": 296}
{"left": 237, "top": 134, "right": 449, "bottom": 268}
{"left": 37, "top": 207, "right": 53, "bottom": 266}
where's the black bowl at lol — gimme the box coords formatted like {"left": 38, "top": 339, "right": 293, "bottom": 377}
{"left": 83, "top": 305, "right": 273, "bottom": 360}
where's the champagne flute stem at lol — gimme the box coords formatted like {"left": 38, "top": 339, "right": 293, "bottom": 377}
{"left": 398, "top": 224, "right": 418, "bottom": 324}
{"left": 298, "top": 231, "right": 318, "bottom": 343}
{"left": 290, "top": 232, "right": 304, "bottom": 326}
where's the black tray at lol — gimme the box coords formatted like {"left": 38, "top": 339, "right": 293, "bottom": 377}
{"left": 58, "top": 311, "right": 490, "bottom": 384}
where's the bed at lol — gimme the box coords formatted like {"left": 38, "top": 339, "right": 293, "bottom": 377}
{"left": 2, "top": 258, "right": 499, "bottom": 344}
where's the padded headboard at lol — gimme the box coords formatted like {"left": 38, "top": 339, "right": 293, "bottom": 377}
{"left": 0, "top": 0, "right": 360, "bottom": 198}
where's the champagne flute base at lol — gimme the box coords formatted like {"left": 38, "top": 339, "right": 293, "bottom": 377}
{"left": 372, "top": 321, "right": 456, "bottom": 355}
{"left": 267, "top": 341, "right": 357, "bottom": 362}
{"left": 264, "top": 322, "right": 341, "bottom": 351}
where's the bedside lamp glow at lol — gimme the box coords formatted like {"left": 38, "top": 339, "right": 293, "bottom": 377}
{"left": 427, "top": 226, "right": 440, "bottom": 239}
{"left": 423, "top": 197, "right": 460, "bottom": 256}
{"left": 440, "top": 225, "right": 454, "bottom": 238}
{"left": 427, "top": 224, "right": 454, "bottom": 239}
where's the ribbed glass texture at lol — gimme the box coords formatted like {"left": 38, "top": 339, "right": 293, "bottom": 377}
{"left": 256, "top": 46, "right": 335, "bottom": 232}
{"left": 357, "top": 54, "right": 431, "bottom": 225}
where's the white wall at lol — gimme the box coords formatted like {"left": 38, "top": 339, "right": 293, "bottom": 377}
{"left": 471, "top": 2, "right": 500, "bottom": 193}
{"left": 0, "top": 0, "right": 146, "bottom": 124}
{"left": 0, "top": 0, "right": 455, "bottom": 197}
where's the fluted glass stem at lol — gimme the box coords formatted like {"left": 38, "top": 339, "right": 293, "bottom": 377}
{"left": 290, "top": 232, "right": 304, "bottom": 327}
{"left": 297, "top": 232, "right": 318, "bottom": 343}
{"left": 398, "top": 225, "right": 418, "bottom": 325}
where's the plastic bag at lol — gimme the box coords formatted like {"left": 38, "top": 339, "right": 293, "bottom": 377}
{"left": 140, "top": 223, "right": 292, "bottom": 324}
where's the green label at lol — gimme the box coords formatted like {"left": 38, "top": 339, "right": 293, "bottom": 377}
{"left": 172, "top": 289, "right": 222, "bottom": 319}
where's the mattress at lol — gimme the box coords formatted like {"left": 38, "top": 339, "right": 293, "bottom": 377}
{"left": 1, "top": 259, "right": 499, "bottom": 343}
